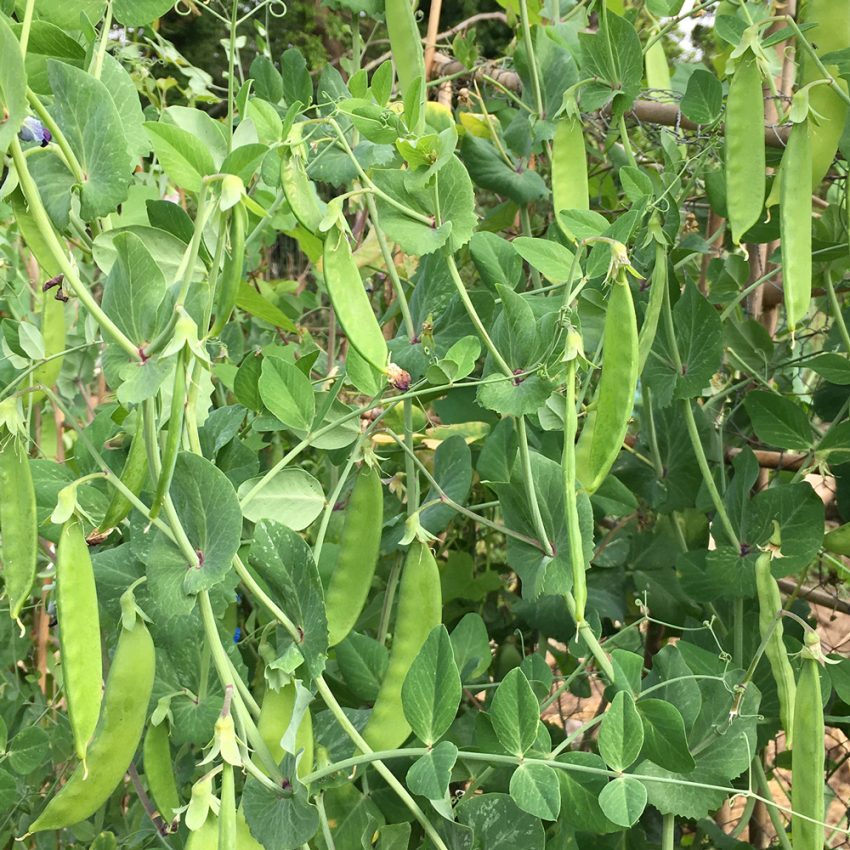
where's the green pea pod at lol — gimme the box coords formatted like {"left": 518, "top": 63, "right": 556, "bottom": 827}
{"left": 725, "top": 52, "right": 765, "bottom": 244}
{"left": 99, "top": 427, "right": 148, "bottom": 532}
{"left": 755, "top": 551, "right": 795, "bottom": 748}
{"left": 150, "top": 349, "right": 188, "bottom": 522}
{"left": 280, "top": 149, "right": 326, "bottom": 235}
{"left": 210, "top": 203, "right": 247, "bottom": 338}
{"left": 779, "top": 116, "right": 812, "bottom": 334}
{"left": 142, "top": 722, "right": 180, "bottom": 824}
{"left": 219, "top": 764, "right": 236, "bottom": 850}
{"left": 257, "top": 682, "right": 314, "bottom": 778}
{"left": 362, "top": 541, "right": 442, "bottom": 751}
{"left": 385, "top": 0, "right": 425, "bottom": 107}
{"left": 637, "top": 236, "right": 668, "bottom": 375}
{"left": 0, "top": 426, "right": 37, "bottom": 620}
{"left": 57, "top": 519, "right": 103, "bottom": 765}
{"left": 801, "top": 0, "right": 850, "bottom": 188}
{"left": 32, "top": 295, "right": 66, "bottom": 391}
{"left": 824, "top": 520, "right": 850, "bottom": 556}
{"left": 325, "top": 465, "right": 383, "bottom": 647}
{"left": 552, "top": 115, "right": 588, "bottom": 239}
{"left": 574, "top": 271, "right": 639, "bottom": 495}
{"left": 29, "top": 619, "right": 156, "bottom": 832}
{"left": 322, "top": 226, "right": 388, "bottom": 372}
{"left": 791, "top": 630, "right": 825, "bottom": 850}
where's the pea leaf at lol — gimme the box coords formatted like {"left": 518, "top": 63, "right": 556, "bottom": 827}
{"left": 437, "top": 155, "right": 477, "bottom": 251}
{"left": 457, "top": 793, "right": 545, "bottom": 850}
{"left": 460, "top": 134, "right": 549, "bottom": 205}
{"left": 113, "top": 0, "right": 176, "bottom": 25}
{"left": 7, "top": 727, "right": 50, "bottom": 775}
{"left": 598, "top": 691, "right": 644, "bottom": 771}
{"left": 598, "top": 776, "right": 647, "bottom": 828}
{"left": 242, "top": 771, "right": 319, "bottom": 850}
{"left": 258, "top": 356, "right": 315, "bottom": 433}
{"left": 144, "top": 121, "right": 217, "bottom": 192}
{"left": 743, "top": 391, "right": 813, "bottom": 450}
{"left": 680, "top": 70, "right": 723, "bottom": 124}
{"left": 510, "top": 763, "right": 561, "bottom": 820}
{"left": 47, "top": 59, "right": 132, "bottom": 219}
{"left": 401, "top": 625, "right": 461, "bottom": 746}
{"left": 406, "top": 741, "right": 458, "bottom": 800}
{"left": 248, "top": 520, "right": 328, "bottom": 678}
{"left": 636, "top": 699, "right": 696, "bottom": 773}
{"left": 489, "top": 668, "right": 539, "bottom": 757}
{"left": 335, "top": 633, "right": 388, "bottom": 703}
{"left": 512, "top": 237, "right": 576, "bottom": 284}
{"left": 450, "top": 613, "right": 493, "bottom": 681}
{"left": 238, "top": 468, "right": 325, "bottom": 530}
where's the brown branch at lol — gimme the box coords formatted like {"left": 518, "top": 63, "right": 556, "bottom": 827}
{"left": 777, "top": 578, "right": 850, "bottom": 616}
{"left": 725, "top": 447, "right": 807, "bottom": 471}
{"left": 430, "top": 52, "right": 792, "bottom": 147}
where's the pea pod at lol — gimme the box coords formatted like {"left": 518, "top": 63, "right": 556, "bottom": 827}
{"left": 280, "top": 148, "right": 326, "bottom": 235}
{"left": 791, "top": 630, "right": 825, "bottom": 850}
{"left": 257, "top": 682, "right": 314, "bottom": 778}
{"left": 142, "top": 722, "right": 180, "bottom": 823}
{"left": 725, "top": 51, "right": 765, "bottom": 244}
{"left": 0, "top": 424, "right": 37, "bottom": 620}
{"left": 362, "top": 540, "right": 442, "bottom": 751}
{"left": 150, "top": 348, "right": 188, "bottom": 522}
{"left": 219, "top": 764, "right": 236, "bottom": 850}
{"left": 779, "top": 104, "right": 812, "bottom": 334}
{"left": 210, "top": 203, "right": 247, "bottom": 337}
{"left": 32, "top": 295, "right": 66, "bottom": 392}
{"left": 56, "top": 519, "right": 103, "bottom": 765}
{"left": 325, "top": 465, "right": 383, "bottom": 647}
{"left": 322, "top": 226, "right": 388, "bottom": 372}
{"left": 552, "top": 114, "right": 588, "bottom": 240}
{"left": 99, "top": 427, "right": 148, "bottom": 532}
{"left": 188, "top": 810, "right": 263, "bottom": 850}
{"left": 574, "top": 270, "right": 639, "bottom": 494}
{"left": 637, "top": 226, "right": 668, "bottom": 375}
{"left": 800, "top": 0, "right": 850, "bottom": 188}
{"left": 385, "top": 0, "right": 425, "bottom": 108}
{"left": 755, "top": 550, "right": 795, "bottom": 748}
{"left": 29, "top": 619, "right": 156, "bottom": 832}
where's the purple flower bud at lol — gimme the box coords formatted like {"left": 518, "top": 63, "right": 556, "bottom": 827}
{"left": 19, "top": 116, "right": 52, "bottom": 147}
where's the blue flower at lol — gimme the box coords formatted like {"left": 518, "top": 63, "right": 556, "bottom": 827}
{"left": 19, "top": 116, "right": 52, "bottom": 147}
{"left": 233, "top": 627, "right": 241, "bottom": 643}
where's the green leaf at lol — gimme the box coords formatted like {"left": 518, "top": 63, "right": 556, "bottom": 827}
{"left": 235, "top": 282, "right": 297, "bottom": 332}
{"left": 169, "top": 452, "right": 243, "bottom": 595}
{"left": 0, "top": 16, "right": 26, "bottom": 156}
{"left": 512, "top": 237, "right": 575, "bottom": 284}
{"left": 457, "top": 793, "right": 545, "bottom": 850}
{"left": 437, "top": 155, "right": 477, "bottom": 251}
{"left": 335, "top": 633, "right": 388, "bottom": 703}
{"left": 401, "top": 625, "right": 461, "bottom": 746}
{"left": 248, "top": 520, "right": 328, "bottom": 677}
{"left": 259, "top": 356, "right": 316, "bottom": 433}
{"left": 113, "top": 0, "right": 175, "bottom": 25}
{"left": 680, "top": 69, "right": 723, "bottom": 124}
{"left": 598, "top": 691, "right": 644, "bottom": 771}
{"left": 509, "top": 763, "right": 561, "bottom": 820}
{"left": 48, "top": 59, "right": 131, "bottom": 219}
{"left": 237, "top": 469, "right": 325, "bottom": 530}
{"left": 476, "top": 373, "right": 555, "bottom": 418}
{"left": 450, "top": 613, "right": 493, "bottom": 681}
{"left": 555, "top": 752, "right": 620, "bottom": 835}
{"left": 597, "top": 776, "right": 647, "bottom": 828}
{"left": 743, "top": 390, "right": 813, "bottom": 451}
{"left": 636, "top": 760, "right": 730, "bottom": 819}
{"left": 405, "top": 740, "right": 458, "bottom": 800}
{"left": 460, "top": 134, "right": 548, "bottom": 205}
{"left": 317, "top": 784, "right": 384, "bottom": 850}
{"left": 578, "top": 11, "right": 643, "bottom": 111}
{"left": 489, "top": 668, "right": 539, "bottom": 757}
{"left": 645, "top": 282, "right": 723, "bottom": 405}
{"left": 808, "top": 352, "right": 850, "bottom": 384}
{"left": 7, "top": 727, "right": 49, "bottom": 775}
{"left": 469, "top": 231, "right": 522, "bottom": 291}
{"left": 242, "top": 772, "right": 319, "bottom": 850}
{"left": 281, "top": 48, "right": 312, "bottom": 106}
{"left": 636, "top": 700, "right": 696, "bottom": 773}
{"left": 100, "top": 231, "right": 167, "bottom": 346}
{"left": 101, "top": 53, "right": 151, "bottom": 159}
{"left": 145, "top": 121, "right": 216, "bottom": 192}
{"left": 419, "top": 436, "right": 472, "bottom": 537}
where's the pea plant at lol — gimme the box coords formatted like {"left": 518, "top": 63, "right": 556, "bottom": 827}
{"left": 2, "top": 0, "right": 850, "bottom": 847}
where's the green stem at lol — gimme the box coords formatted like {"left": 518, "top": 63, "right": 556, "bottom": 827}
{"left": 10, "top": 139, "right": 140, "bottom": 360}
{"left": 618, "top": 113, "right": 638, "bottom": 168}
{"left": 786, "top": 16, "right": 850, "bottom": 109}
{"left": 825, "top": 270, "right": 850, "bottom": 353}
{"left": 518, "top": 0, "right": 545, "bottom": 117}
{"left": 313, "top": 676, "right": 450, "bottom": 850}
{"left": 516, "top": 417, "right": 555, "bottom": 558}
{"left": 403, "top": 399, "right": 418, "bottom": 516}
{"left": 365, "top": 194, "right": 415, "bottom": 340}
{"left": 226, "top": 0, "right": 239, "bottom": 153}
{"left": 564, "top": 592, "right": 616, "bottom": 682}
{"left": 19, "top": 0, "right": 35, "bottom": 56}
{"left": 445, "top": 253, "right": 513, "bottom": 377}
{"left": 376, "top": 554, "right": 402, "bottom": 646}
{"left": 26, "top": 91, "right": 86, "bottom": 186}
{"left": 752, "top": 759, "right": 794, "bottom": 850}
{"left": 662, "top": 814, "right": 675, "bottom": 850}
{"left": 90, "top": 0, "right": 113, "bottom": 79}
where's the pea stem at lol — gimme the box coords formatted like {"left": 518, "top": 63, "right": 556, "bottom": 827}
{"left": 19, "top": 0, "right": 35, "bottom": 56}
{"left": 661, "top": 814, "right": 675, "bottom": 850}
{"left": 517, "top": 417, "right": 556, "bottom": 557}
{"left": 562, "top": 359, "right": 587, "bottom": 621}
{"left": 824, "top": 270, "right": 850, "bottom": 353}
{"left": 752, "top": 758, "right": 794, "bottom": 850}
{"left": 9, "top": 139, "right": 141, "bottom": 361}
{"left": 26, "top": 90, "right": 86, "bottom": 187}
{"left": 518, "top": 0, "right": 545, "bottom": 117}
{"left": 90, "top": 0, "right": 113, "bottom": 80}
{"left": 784, "top": 16, "right": 850, "bottom": 109}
